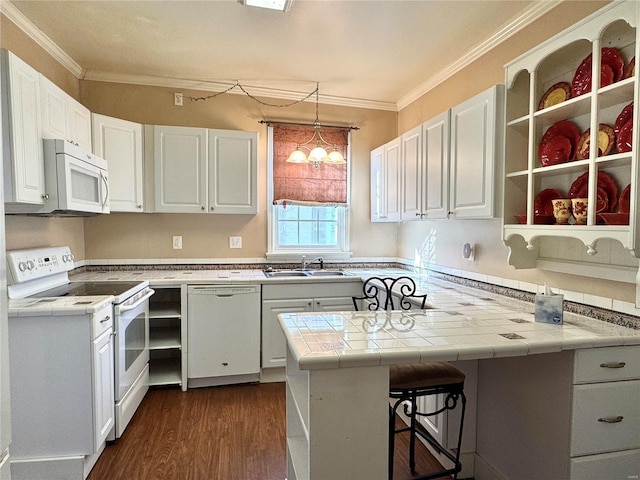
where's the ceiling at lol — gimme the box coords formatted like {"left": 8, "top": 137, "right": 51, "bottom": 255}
{"left": 4, "top": 0, "right": 554, "bottom": 110}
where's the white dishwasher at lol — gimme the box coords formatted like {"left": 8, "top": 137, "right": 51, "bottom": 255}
{"left": 187, "top": 285, "right": 261, "bottom": 388}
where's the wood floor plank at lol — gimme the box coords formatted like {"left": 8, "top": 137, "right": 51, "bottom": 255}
{"left": 88, "top": 382, "right": 455, "bottom": 480}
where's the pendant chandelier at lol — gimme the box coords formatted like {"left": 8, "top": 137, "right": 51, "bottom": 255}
{"left": 286, "top": 84, "right": 347, "bottom": 168}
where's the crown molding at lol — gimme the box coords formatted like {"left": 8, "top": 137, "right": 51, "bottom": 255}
{"left": 0, "top": 1, "right": 85, "bottom": 78}
{"left": 81, "top": 70, "right": 398, "bottom": 111}
{"left": 396, "top": 0, "right": 563, "bottom": 110}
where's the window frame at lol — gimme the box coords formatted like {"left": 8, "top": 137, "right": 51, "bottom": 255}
{"left": 266, "top": 125, "right": 352, "bottom": 261}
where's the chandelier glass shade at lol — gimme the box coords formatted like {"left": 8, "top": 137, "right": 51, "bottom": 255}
{"left": 286, "top": 85, "right": 346, "bottom": 168}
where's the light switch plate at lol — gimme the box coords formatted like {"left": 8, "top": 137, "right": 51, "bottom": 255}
{"left": 229, "top": 236, "right": 242, "bottom": 249}
{"left": 173, "top": 236, "right": 182, "bottom": 249}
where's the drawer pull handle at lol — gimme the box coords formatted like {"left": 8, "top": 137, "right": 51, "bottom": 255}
{"left": 598, "top": 416, "right": 624, "bottom": 424}
{"left": 100, "top": 315, "right": 111, "bottom": 323}
{"left": 600, "top": 362, "right": 626, "bottom": 368}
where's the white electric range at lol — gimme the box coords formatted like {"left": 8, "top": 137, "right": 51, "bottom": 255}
{"left": 6, "top": 246, "right": 153, "bottom": 447}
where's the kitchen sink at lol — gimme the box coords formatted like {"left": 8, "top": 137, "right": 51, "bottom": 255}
{"left": 263, "top": 268, "right": 352, "bottom": 278}
{"left": 263, "top": 270, "right": 310, "bottom": 278}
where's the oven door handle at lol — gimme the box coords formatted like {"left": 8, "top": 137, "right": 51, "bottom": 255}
{"left": 117, "top": 289, "right": 155, "bottom": 313}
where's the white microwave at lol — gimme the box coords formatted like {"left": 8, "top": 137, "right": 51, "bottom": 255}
{"left": 42, "top": 139, "right": 110, "bottom": 215}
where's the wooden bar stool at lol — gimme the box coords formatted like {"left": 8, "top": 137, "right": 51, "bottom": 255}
{"left": 352, "top": 276, "right": 466, "bottom": 480}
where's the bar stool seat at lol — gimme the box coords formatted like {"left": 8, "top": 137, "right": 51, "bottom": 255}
{"left": 389, "top": 362, "right": 466, "bottom": 480}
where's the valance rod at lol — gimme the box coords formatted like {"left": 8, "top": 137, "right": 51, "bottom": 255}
{"left": 259, "top": 119, "right": 359, "bottom": 131}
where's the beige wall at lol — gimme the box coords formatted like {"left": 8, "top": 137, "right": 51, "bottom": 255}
{"left": 396, "top": 0, "right": 637, "bottom": 302}
{"left": 80, "top": 81, "right": 398, "bottom": 260}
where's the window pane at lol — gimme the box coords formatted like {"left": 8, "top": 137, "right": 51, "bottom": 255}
{"left": 318, "top": 221, "right": 337, "bottom": 245}
{"left": 299, "top": 221, "right": 315, "bottom": 244}
{"left": 317, "top": 207, "right": 337, "bottom": 221}
{"left": 298, "top": 206, "right": 313, "bottom": 220}
{"left": 279, "top": 205, "right": 299, "bottom": 220}
{"left": 278, "top": 221, "right": 299, "bottom": 245}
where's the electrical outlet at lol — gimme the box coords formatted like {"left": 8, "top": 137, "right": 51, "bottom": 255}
{"left": 173, "top": 236, "right": 183, "bottom": 249}
{"left": 174, "top": 92, "right": 183, "bottom": 106}
{"left": 229, "top": 236, "right": 242, "bottom": 249}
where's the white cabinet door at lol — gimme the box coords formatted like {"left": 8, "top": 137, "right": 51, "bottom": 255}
{"left": 400, "top": 125, "right": 423, "bottom": 220}
{"left": 92, "top": 114, "right": 144, "bottom": 212}
{"left": 208, "top": 129, "right": 257, "bottom": 214}
{"left": 261, "top": 299, "right": 313, "bottom": 369}
{"left": 1, "top": 49, "right": 45, "bottom": 206}
{"left": 424, "top": 110, "right": 450, "bottom": 219}
{"left": 384, "top": 138, "right": 402, "bottom": 222}
{"left": 92, "top": 329, "right": 115, "bottom": 450}
{"left": 370, "top": 145, "right": 385, "bottom": 222}
{"left": 371, "top": 139, "right": 402, "bottom": 222}
{"left": 40, "top": 74, "right": 92, "bottom": 151}
{"left": 314, "top": 297, "right": 355, "bottom": 312}
{"left": 154, "top": 125, "right": 207, "bottom": 213}
{"left": 67, "top": 97, "right": 92, "bottom": 151}
{"left": 449, "top": 85, "right": 503, "bottom": 219}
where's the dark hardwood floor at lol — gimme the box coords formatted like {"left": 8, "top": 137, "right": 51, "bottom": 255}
{"left": 88, "top": 382, "right": 453, "bottom": 480}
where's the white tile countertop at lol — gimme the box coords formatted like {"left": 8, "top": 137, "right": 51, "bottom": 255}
{"left": 277, "top": 277, "right": 640, "bottom": 370}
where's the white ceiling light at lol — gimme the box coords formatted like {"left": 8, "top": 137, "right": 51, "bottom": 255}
{"left": 286, "top": 84, "right": 346, "bottom": 169}
{"left": 238, "top": 0, "right": 293, "bottom": 12}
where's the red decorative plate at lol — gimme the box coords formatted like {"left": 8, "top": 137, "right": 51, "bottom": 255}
{"left": 597, "top": 213, "right": 629, "bottom": 225}
{"left": 539, "top": 120, "right": 581, "bottom": 164}
{"left": 619, "top": 184, "right": 630, "bottom": 214}
{"left": 572, "top": 50, "right": 620, "bottom": 96}
{"left": 623, "top": 56, "right": 635, "bottom": 80}
{"left": 614, "top": 102, "right": 634, "bottom": 135}
{"left": 575, "top": 124, "right": 615, "bottom": 160}
{"left": 534, "top": 188, "right": 563, "bottom": 216}
{"left": 539, "top": 135, "right": 572, "bottom": 166}
{"left": 537, "top": 82, "right": 571, "bottom": 111}
{"left": 602, "top": 47, "right": 625, "bottom": 82}
{"left": 616, "top": 120, "right": 633, "bottom": 153}
{"left": 568, "top": 171, "right": 618, "bottom": 212}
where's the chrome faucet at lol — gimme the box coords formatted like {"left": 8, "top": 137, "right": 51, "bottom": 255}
{"left": 301, "top": 255, "right": 324, "bottom": 270}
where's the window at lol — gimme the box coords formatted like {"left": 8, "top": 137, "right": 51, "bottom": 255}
{"left": 267, "top": 125, "right": 351, "bottom": 259}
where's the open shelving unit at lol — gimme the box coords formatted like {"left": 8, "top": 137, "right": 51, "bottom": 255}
{"left": 148, "top": 286, "right": 183, "bottom": 388}
{"left": 503, "top": 1, "right": 639, "bottom": 272}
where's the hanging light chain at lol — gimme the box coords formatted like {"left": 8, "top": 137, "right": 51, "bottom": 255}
{"left": 186, "top": 82, "right": 319, "bottom": 108}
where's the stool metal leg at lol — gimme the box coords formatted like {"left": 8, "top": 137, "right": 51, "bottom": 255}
{"left": 389, "top": 405, "right": 395, "bottom": 480}
{"left": 409, "top": 393, "right": 417, "bottom": 473}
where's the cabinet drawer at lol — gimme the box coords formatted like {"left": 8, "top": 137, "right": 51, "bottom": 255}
{"left": 570, "top": 448, "right": 640, "bottom": 480}
{"left": 571, "top": 380, "right": 640, "bottom": 456}
{"left": 92, "top": 304, "right": 114, "bottom": 337}
{"left": 574, "top": 346, "right": 640, "bottom": 384}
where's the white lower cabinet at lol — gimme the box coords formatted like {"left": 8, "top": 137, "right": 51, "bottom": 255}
{"left": 476, "top": 346, "right": 640, "bottom": 480}
{"left": 569, "top": 346, "right": 640, "bottom": 478}
{"left": 261, "top": 281, "right": 362, "bottom": 369}
{"left": 93, "top": 329, "right": 116, "bottom": 449}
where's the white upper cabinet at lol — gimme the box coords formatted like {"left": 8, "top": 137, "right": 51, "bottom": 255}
{"left": 153, "top": 125, "right": 258, "bottom": 214}
{"left": 40, "top": 74, "right": 92, "bottom": 151}
{"left": 502, "top": 1, "right": 639, "bottom": 268}
{"left": 1, "top": 49, "right": 45, "bottom": 208}
{"left": 154, "top": 125, "right": 207, "bottom": 213}
{"left": 370, "top": 137, "right": 401, "bottom": 222}
{"left": 208, "top": 129, "right": 258, "bottom": 214}
{"left": 423, "top": 110, "right": 450, "bottom": 219}
{"left": 400, "top": 125, "right": 423, "bottom": 220}
{"left": 92, "top": 113, "right": 144, "bottom": 212}
{"left": 449, "top": 84, "right": 504, "bottom": 219}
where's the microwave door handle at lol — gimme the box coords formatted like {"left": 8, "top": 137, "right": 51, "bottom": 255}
{"left": 101, "top": 172, "right": 109, "bottom": 208}
{"left": 118, "top": 289, "right": 156, "bottom": 313}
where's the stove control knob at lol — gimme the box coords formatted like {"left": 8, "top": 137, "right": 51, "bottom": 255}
{"left": 26, "top": 260, "right": 35, "bottom": 270}
{"left": 18, "top": 262, "right": 27, "bottom": 272}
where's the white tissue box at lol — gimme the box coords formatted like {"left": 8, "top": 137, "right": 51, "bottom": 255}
{"left": 534, "top": 293, "right": 563, "bottom": 325}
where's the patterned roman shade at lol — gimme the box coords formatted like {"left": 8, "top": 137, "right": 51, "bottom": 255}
{"left": 272, "top": 124, "right": 348, "bottom": 206}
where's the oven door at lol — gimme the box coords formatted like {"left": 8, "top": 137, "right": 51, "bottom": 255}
{"left": 55, "top": 153, "right": 110, "bottom": 214}
{"left": 114, "top": 288, "right": 152, "bottom": 401}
